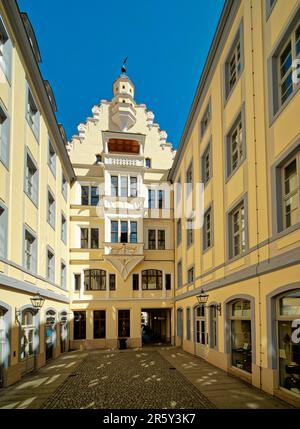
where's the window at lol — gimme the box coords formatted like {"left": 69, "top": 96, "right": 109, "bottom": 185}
{"left": 48, "top": 139, "right": 56, "bottom": 175}
{"left": 187, "top": 267, "right": 194, "bottom": 284}
{"left": 203, "top": 207, "right": 212, "bottom": 250}
{"left": 175, "top": 180, "right": 181, "bottom": 206}
{"left": 226, "top": 112, "right": 245, "bottom": 177}
{"left": 95, "top": 154, "right": 102, "bottom": 164}
{"left": 47, "top": 190, "right": 55, "bottom": 229}
{"left": 91, "top": 228, "right": 99, "bottom": 249}
{"left": 176, "top": 219, "right": 182, "bottom": 246}
{"left": 266, "top": 0, "right": 277, "bottom": 18}
{"left": 187, "top": 218, "right": 193, "bottom": 247}
{"left": 61, "top": 213, "right": 67, "bottom": 243}
{"left": 157, "top": 230, "right": 165, "bottom": 250}
{"left": 26, "top": 85, "right": 40, "bottom": 140}
{"left": 142, "top": 270, "right": 162, "bottom": 290}
{"left": 225, "top": 23, "right": 243, "bottom": 100}
{"left": 279, "top": 26, "right": 300, "bottom": 106}
{"left": 200, "top": 101, "right": 211, "bottom": 137}
{"left": 74, "top": 273, "right": 81, "bottom": 291}
{"left": 229, "top": 202, "right": 246, "bottom": 259}
{"left": 91, "top": 186, "right": 99, "bottom": 206}
{"left": 165, "top": 274, "right": 171, "bottom": 290}
{"left": 148, "top": 229, "right": 156, "bottom": 249}
{"left": 186, "top": 308, "right": 191, "bottom": 340}
{"left": 24, "top": 228, "right": 37, "bottom": 273}
{"left": 120, "top": 176, "right": 128, "bottom": 197}
{"left": 145, "top": 158, "right": 151, "bottom": 168}
{"left": 62, "top": 173, "right": 67, "bottom": 200}
{"left": 80, "top": 228, "right": 89, "bottom": 248}
{"left": 158, "top": 190, "right": 165, "bottom": 209}
{"left": 120, "top": 221, "right": 128, "bottom": 243}
{"left": 109, "top": 274, "right": 116, "bottom": 291}
{"left": 201, "top": 143, "right": 212, "bottom": 185}
{"left": 0, "top": 203, "right": 8, "bottom": 258}
{"left": 73, "top": 311, "right": 86, "bottom": 340}
{"left": 195, "top": 306, "right": 206, "bottom": 345}
{"left": 132, "top": 274, "right": 139, "bottom": 291}
{"left": 177, "top": 261, "right": 182, "bottom": 288}
{"left": 270, "top": 15, "right": 300, "bottom": 115}
{"left": 81, "top": 185, "right": 98, "bottom": 205}
{"left": 230, "top": 299, "right": 252, "bottom": 373}
{"left": 25, "top": 151, "right": 38, "bottom": 205}
{"left": 0, "top": 104, "right": 10, "bottom": 167}
{"left": 47, "top": 249, "right": 55, "bottom": 282}
{"left": 111, "top": 176, "right": 118, "bottom": 197}
{"left": 281, "top": 155, "right": 300, "bottom": 229}
{"left": 61, "top": 261, "right": 66, "bottom": 289}
{"left": 111, "top": 221, "right": 118, "bottom": 243}
{"left": 20, "top": 310, "right": 35, "bottom": 359}
{"left": 130, "top": 221, "right": 137, "bottom": 243}
{"left": 186, "top": 163, "right": 193, "bottom": 195}
{"left": 130, "top": 177, "right": 137, "bottom": 197}
{"left": 94, "top": 310, "right": 106, "bottom": 339}
{"left": 118, "top": 310, "right": 130, "bottom": 337}
{"left": 0, "top": 17, "right": 12, "bottom": 82}
{"left": 84, "top": 269, "right": 106, "bottom": 291}
{"left": 148, "top": 189, "right": 156, "bottom": 208}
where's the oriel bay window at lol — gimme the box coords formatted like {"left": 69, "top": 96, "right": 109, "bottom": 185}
{"left": 93, "top": 310, "right": 106, "bottom": 339}
{"left": 120, "top": 176, "right": 128, "bottom": 197}
{"left": 277, "top": 290, "right": 300, "bottom": 398}
{"left": 110, "top": 220, "right": 138, "bottom": 243}
{"left": 121, "top": 221, "right": 128, "bottom": 242}
{"left": 230, "top": 299, "right": 252, "bottom": 373}
{"left": 142, "top": 270, "right": 162, "bottom": 290}
{"left": 84, "top": 269, "right": 106, "bottom": 291}
{"left": 130, "top": 221, "right": 137, "bottom": 243}
{"left": 111, "top": 221, "right": 118, "bottom": 243}
{"left": 130, "top": 177, "right": 137, "bottom": 197}
{"left": 111, "top": 176, "right": 118, "bottom": 196}
{"left": 118, "top": 310, "right": 130, "bottom": 337}
{"left": 73, "top": 311, "right": 86, "bottom": 340}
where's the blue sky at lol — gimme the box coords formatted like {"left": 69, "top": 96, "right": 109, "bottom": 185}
{"left": 18, "top": 0, "right": 225, "bottom": 148}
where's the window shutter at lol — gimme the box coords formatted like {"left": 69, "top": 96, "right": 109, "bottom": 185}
{"left": 32, "top": 169, "right": 38, "bottom": 205}
{"left": 3, "top": 38, "right": 12, "bottom": 82}
{"left": 1, "top": 115, "right": 10, "bottom": 166}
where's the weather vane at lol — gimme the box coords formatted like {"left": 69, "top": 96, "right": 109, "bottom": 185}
{"left": 121, "top": 56, "right": 128, "bottom": 74}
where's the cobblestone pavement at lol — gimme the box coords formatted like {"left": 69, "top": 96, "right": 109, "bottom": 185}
{"left": 42, "top": 349, "right": 216, "bottom": 409}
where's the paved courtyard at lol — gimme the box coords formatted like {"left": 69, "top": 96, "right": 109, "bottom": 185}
{"left": 0, "top": 347, "right": 294, "bottom": 409}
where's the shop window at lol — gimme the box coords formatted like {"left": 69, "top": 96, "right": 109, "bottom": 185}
{"left": 20, "top": 310, "right": 35, "bottom": 360}
{"left": 277, "top": 290, "right": 300, "bottom": 397}
{"left": 230, "top": 299, "right": 252, "bottom": 373}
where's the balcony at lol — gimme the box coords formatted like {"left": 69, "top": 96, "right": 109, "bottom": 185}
{"left": 103, "top": 153, "right": 144, "bottom": 168}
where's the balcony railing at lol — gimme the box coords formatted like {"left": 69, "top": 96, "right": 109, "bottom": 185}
{"left": 103, "top": 153, "right": 144, "bottom": 167}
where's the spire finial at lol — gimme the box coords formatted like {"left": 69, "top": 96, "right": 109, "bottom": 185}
{"left": 121, "top": 56, "right": 128, "bottom": 74}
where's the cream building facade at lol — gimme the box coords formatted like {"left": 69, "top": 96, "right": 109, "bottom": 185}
{"left": 0, "top": 0, "right": 300, "bottom": 410}
{"left": 170, "top": 0, "right": 300, "bottom": 408}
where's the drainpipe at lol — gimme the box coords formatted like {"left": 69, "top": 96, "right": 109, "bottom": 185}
{"left": 250, "top": 0, "right": 263, "bottom": 391}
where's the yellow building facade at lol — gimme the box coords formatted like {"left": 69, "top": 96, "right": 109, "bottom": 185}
{"left": 0, "top": 1, "right": 75, "bottom": 387}
{"left": 0, "top": 0, "right": 300, "bottom": 409}
{"left": 170, "top": 0, "right": 300, "bottom": 408}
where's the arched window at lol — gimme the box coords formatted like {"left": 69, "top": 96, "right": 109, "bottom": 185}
{"left": 276, "top": 289, "right": 300, "bottom": 397}
{"left": 84, "top": 269, "right": 106, "bottom": 290}
{"left": 20, "top": 309, "right": 35, "bottom": 360}
{"left": 142, "top": 270, "right": 162, "bottom": 290}
{"left": 230, "top": 299, "right": 252, "bottom": 373}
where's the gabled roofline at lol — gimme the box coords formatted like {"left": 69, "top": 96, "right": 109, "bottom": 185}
{"left": 2, "top": 0, "right": 76, "bottom": 183}
{"left": 168, "top": 0, "right": 240, "bottom": 182}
